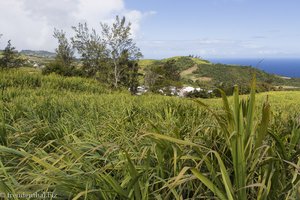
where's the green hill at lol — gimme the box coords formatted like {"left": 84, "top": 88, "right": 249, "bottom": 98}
{"left": 4, "top": 52, "right": 300, "bottom": 92}
{"left": 138, "top": 56, "right": 300, "bottom": 90}
{"left": 20, "top": 50, "right": 56, "bottom": 58}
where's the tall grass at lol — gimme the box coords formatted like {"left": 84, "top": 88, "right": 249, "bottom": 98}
{"left": 0, "top": 68, "right": 299, "bottom": 199}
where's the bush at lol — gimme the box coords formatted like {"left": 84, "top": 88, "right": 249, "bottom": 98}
{"left": 0, "top": 40, "right": 26, "bottom": 68}
{"left": 42, "top": 61, "right": 84, "bottom": 77}
{"left": 186, "top": 89, "right": 215, "bottom": 98}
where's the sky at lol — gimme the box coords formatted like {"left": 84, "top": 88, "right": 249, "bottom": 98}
{"left": 0, "top": 0, "right": 300, "bottom": 59}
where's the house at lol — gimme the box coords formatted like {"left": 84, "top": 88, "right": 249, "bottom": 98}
{"left": 132, "top": 85, "right": 212, "bottom": 98}
{"left": 179, "top": 86, "right": 196, "bottom": 97}
{"left": 136, "top": 85, "right": 148, "bottom": 95}
{"left": 169, "top": 86, "right": 178, "bottom": 95}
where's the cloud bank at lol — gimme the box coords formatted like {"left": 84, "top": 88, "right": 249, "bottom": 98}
{"left": 0, "top": 0, "right": 152, "bottom": 51}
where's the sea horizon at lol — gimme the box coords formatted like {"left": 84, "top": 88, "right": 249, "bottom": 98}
{"left": 208, "top": 57, "right": 300, "bottom": 78}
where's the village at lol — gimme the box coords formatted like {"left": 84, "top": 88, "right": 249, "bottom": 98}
{"left": 135, "top": 85, "right": 214, "bottom": 97}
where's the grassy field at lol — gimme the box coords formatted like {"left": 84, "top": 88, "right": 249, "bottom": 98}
{"left": 0, "top": 68, "right": 299, "bottom": 199}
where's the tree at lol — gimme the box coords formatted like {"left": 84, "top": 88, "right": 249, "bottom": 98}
{"left": 163, "top": 60, "right": 181, "bottom": 81}
{"left": 42, "top": 29, "right": 76, "bottom": 76}
{"left": 0, "top": 34, "right": 2, "bottom": 56}
{"left": 101, "top": 16, "right": 142, "bottom": 88}
{"left": 145, "top": 59, "right": 182, "bottom": 92}
{"left": 186, "top": 90, "right": 214, "bottom": 99}
{"left": 0, "top": 40, "right": 25, "bottom": 68}
{"left": 118, "top": 50, "right": 140, "bottom": 94}
{"left": 53, "top": 29, "right": 74, "bottom": 67}
{"left": 71, "top": 23, "right": 108, "bottom": 77}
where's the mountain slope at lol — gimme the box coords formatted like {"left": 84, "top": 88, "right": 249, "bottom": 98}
{"left": 138, "top": 56, "right": 300, "bottom": 90}
{"left": 20, "top": 50, "right": 56, "bottom": 58}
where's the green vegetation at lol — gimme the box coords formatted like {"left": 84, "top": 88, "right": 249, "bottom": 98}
{"left": 19, "top": 53, "right": 55, "bottom": 68}
{"left": 41, "top": 16, "right": 142, "bottom": 93}
{"left": 53, "top": 29, "right": 75, "bottom": 68}
{"left": 1, "top": 16, "right": 300, "bottom": 199}
{"left": 20, "top": 50, "right": 56, "bottom": 58}
{"left": 0, "top": 40, "right": 26, "bottom": 68}
{"left": 144, "top": 59, "right": 182, "bottom": 92}
{"left": 0, "top": 68, "right": 299, "bottom": 199}
{"left": 140, "top": 56, "right": 300, "bottom": 94}
{"left": 42, "top": 29, "right": 79, "bottom": 77}
{"left": 100, "top": 16, "right": 142, "bottom": 89}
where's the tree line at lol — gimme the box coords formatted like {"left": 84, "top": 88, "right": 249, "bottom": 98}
{"left": 46, "top": 16, "right": 142, "bottom": 92}
{"left": 0, "top": 16, "right": 142, "bottom": 93}
{"left": 0, "top": 34, "right": 26, "bottom": 68}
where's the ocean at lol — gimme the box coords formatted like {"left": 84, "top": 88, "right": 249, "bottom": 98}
{"left": 208, "top": 58, "right": 300, "bottom": 78}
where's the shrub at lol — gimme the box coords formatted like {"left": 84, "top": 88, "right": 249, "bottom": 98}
{"left": 42, "top": 60, "right": 84, "bottom": 77}
{"left": 186, "top": 90, "right": 215, "bottom": 98}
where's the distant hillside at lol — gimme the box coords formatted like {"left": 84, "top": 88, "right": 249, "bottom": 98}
{"left": 138, "top": 56, "right": 300, "bottom": 90}
{"left": 20, "top": 50, "right": 56, "bottom": 58}
{"left": 18, "top": 50, "right": 55, "bottom": 68}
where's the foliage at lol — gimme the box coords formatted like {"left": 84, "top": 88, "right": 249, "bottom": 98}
{"left": 183, "top": 77, "right": 300, "bottom": 199}
{"left": 1, "top": 68, "right": 110, "bottom": 94}
{"left": 0, "top": 69, "right": 41, "bottom": 89}
{"left": 43, "top": 30, "right": 76, "bottom": 76}
{"left": 0, "top": 40, "right": 26, "bottom": 68}
{"left": 194, "top": 62, "right": 300, "bottom": 89}
{"left": 145, "top": 59, "right": 182, "bottom": 92}
{"left": 140, "top": 57, "right": 300, "bottom": 93}
{"left": 164, "top": 60, "right": 181, "bottom": 81}
{"left": 71, "top": 22, "right": 108, "bottom": 77}
{"left": 68, "top": 16, "right": 142, "bottom": 90}
{"left": 118, "top": 51, "right": 141, "bottom": 94}
{"left": 186, "top": 89, "right": 215, "bottom": 98}
{"left": 42, "top": 60, "right": 85, "bottom": 77}
{"left": 53, "top": 29, "right": 74, "bottom": 67}
{"left": 101, "top": 16, "right": 143, "bottom": 88}
{"left": 171, "top": 56, "right": 195, "bottom": 70}
{"left": 0, "top": 68, "right": 299, "bottom": 199}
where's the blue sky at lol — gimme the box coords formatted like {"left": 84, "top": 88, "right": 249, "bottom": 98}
{"left": 125, "top": 0, "right": 300, "bottom": 59}
{"left": 0, "top": 0, "right": 299, "bottom": 59}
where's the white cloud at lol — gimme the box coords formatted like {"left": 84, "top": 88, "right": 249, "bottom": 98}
{"left": 258, "top": 50, "right": 282, "bottom": 55}
{"left": 137, "top": 37, "right": 291, "bottom": 59}
{"left": 0, "top": 0, "right": 153, "bottom": 51}
{"left": 123, "top": 10, "right": 143, "bottom": 38}
{"left": 74, "top": 0, "right": 124, "bottom": 28}
{"left": 239, "top": 42, "right": 264, "bottom": 49}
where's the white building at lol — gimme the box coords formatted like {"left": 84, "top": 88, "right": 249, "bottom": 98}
{"left": 179, "top": 86, "right": 196, "bottom": 97}
{"left": 136, "top": 85, "right": 148, "bottom": 95}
